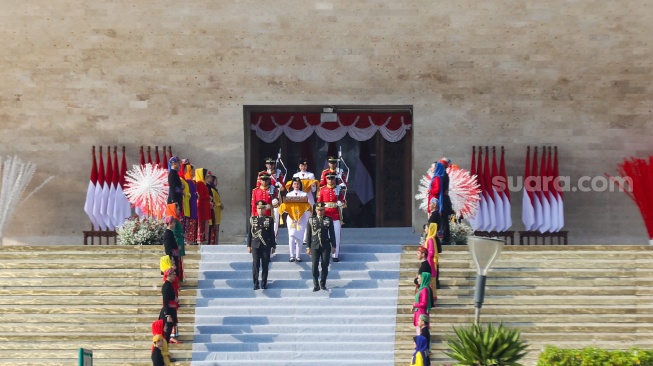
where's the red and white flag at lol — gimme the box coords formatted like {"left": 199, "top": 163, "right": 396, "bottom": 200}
{"left": 483, "top": 147, "right": 496, "bottom": 231}
{"left": 553, "top": 147, "right": 564, "bottom": 231}
{"left": 140, "top": 146, "right": 146, "bottom": 166}
{"left": 84, "top": 147, "right": 99, "bottom": 230}
{"left": 162, "top": 147, "right": 168, "bottom": 171}
{"left": 531, "top": 147, "right": 543, "bottom": 231}
{"left": 491, "top": 147, "right": 505, "bottom": 232}
{"left": 110, "top": 148, "right": 125, "bottom": 227}
{"left": 155, "top": 146, "right": 161, "bottom": 170}
{"left": 119, "top": 147, "right": 132, "bottom": 223}
{"left": 539, "top": 146, "right": 551, "bottom": 233}
{"left": 468, "top": 147, "right": 482, "bottom": 231}
{"left": 522, "top": 147, "right": 535, "bottom": 230}
{"left": 546, "top": 147, "right": 559, "bottom": 232}
{"left": 135, "top": 147, "right": 146, "bottom": 218}
{"left": 478, "top": 148, "right": 490, "bottom": 231}
{"left": 106, "top": 147, "right": 116, "bottom": 230}
{"left": 499, "top": 147, "right": 512, "bottom": 231}
{"left": 92, "top": 147, "right": 108, "bottom": 230}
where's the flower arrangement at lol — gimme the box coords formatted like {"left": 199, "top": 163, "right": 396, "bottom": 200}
{"left": 450, "top": 220, "right": 474, "bottom": 245}
{"left": 116, "top": 216, "right": 166, "bottom": 245}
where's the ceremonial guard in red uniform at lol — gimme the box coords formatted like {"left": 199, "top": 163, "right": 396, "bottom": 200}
{"left": 256, "top": 158, "right": 284, "bottom": 236}
{"left": 317, "top": 173, "right": 346, "bottom": 261}
{"left": 256, "top": 157, "right": 284, "bottom": 189}
{"left": 319, "top": 156, "right": 348, "bottom": 187}
{"left": 251, "top": 173, "right": 276, "bottom": 217}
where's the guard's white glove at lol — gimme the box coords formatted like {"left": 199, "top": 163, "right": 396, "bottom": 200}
{"left": 272, "top": 199, "right": 279, "bottom": 206}
{"left": 337, "top": 201, "right": 343, "bottom": 207}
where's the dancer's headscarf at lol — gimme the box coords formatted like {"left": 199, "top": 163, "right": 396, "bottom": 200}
{"left": 412, "top": 335, "right": 429, "bottom": 364}
{"left": 415, "top": 272, "right": 433, "bottom": 313}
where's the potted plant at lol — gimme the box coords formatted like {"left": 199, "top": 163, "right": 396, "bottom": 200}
{"left": 445, "top": 322, "right": 528, "bottom": 366}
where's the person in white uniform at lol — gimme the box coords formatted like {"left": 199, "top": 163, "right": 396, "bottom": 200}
{"left": 285, "top": 177, "right": 310, "bottom": 262}
{"left": 292, "top": 158, "right": 317, "bottom": 206}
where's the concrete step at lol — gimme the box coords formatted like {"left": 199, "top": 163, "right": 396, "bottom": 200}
{"left": 192, "top": 243, "right": 402, "bottom": 365}
{"left": 0, "top": 245, "right": 198, "bottom": 366}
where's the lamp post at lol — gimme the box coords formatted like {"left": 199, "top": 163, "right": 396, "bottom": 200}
{"left": 467, "top": 236, "right": 504, "bottom": 324}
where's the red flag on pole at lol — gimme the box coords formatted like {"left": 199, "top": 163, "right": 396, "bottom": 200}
{"left": 483, "top": 146, "right": 496, "bottom": 231}
{"left": 531, "top": 147, "right": 543, "bottom": 231}
{"left": 539, "top": 146, "right": 551, "bottom": 233}
{"left": 469, "top": 146, "right": 482, "bottom": 230}
{"left": 155, "top": 146, "right": 161, "bottom": 169}
{"left": 522, "top": 146, "right": 535, "bottom": 230}
{"left": 491, "top": 147, "right": 505, "bottom": 231}
{"left": 470, "top": 146, "right": 477, "bottom": 177}
{"left": 553, "top": 147, "right": 564, "bottom": 231}
{"left": 162, "top": 147, "right": 168, "bottom": 171}
{"left": 93, "top": 146, "right": 107, "bottom": 230}
{"left": 499, "top": 146, "right": 512, "bottom": 230}
{"left": 139, "top": 146, "right": 145, "bottom": 166}
{"left": 119, "top": 146, "right": 132, "bottom": 221}
{"left": 101, "top": 147, "right": 114, "bottom": 230}
{"left": 476, "top": 146, "right": 489, "bottom": 231}
{"left": 111, "top": 147, "right": 121, "bottom": 227}
{"left": 84, "top": 147, "right": 99, "bottom": 230}
{"left": 105, "top": 147, "right": 115, "bottom": 230}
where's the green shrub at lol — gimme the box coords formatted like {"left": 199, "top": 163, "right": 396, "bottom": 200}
{"left": 537, "top": 346, "right": 653, "bottom": 366}
{"left": 445, "top": 322, "right": 528, "bottom": 366}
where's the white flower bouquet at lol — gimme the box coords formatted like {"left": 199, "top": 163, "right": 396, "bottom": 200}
{"left": 116, "top": 216, "right": 166, "bottom": 245}
{"left": 450, "top": 220, "right": 474, "bottom": 245}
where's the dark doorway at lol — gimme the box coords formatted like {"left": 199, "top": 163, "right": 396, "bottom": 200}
{"left": 244, "top": 106, "right": 412, "bottom": 227}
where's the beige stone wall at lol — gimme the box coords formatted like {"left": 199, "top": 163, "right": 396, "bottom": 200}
{"left": 1, "top": 1, "right": 651, "bottom": 245}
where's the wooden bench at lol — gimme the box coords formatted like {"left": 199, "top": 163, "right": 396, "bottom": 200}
{"left": 473, "top": 230, "right": 515, "bottom": 245}
{"left": 83, "top": 228, "right": 117, "bottom": 245}
{"left": 518, "top": 230, "right": 568, "bottom": 245}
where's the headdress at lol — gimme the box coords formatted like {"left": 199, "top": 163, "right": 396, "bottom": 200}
{"left": 419, "top": 314, "right": 429, "bottom": 323}
{"left": 164, "top": 268, "right": 175, "bottom": 277}
{"left": 165, "top": 203, "right": 179, "bottom": 220}
{"left": 412, "top": 335, "right": 429, "bottom": 363}
{"left": 256, "top": 200, "right": 267, "bottom": 209}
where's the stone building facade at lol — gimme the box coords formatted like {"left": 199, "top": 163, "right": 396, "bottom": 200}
{"left": 1, "top": 1, "right": 651, "bottom": 245}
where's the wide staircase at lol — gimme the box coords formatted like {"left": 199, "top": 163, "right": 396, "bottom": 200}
{"left": 0, "top": 245, "right": 200, "bottom": 366}
{"left": 2, "top": 237, "right": 652, "bottom": 366}
{"left": 191, "top": 228, "right": 406, "bottom": 365}
{"left": 396, "top": 245, "right": 653, "bottom": 365}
